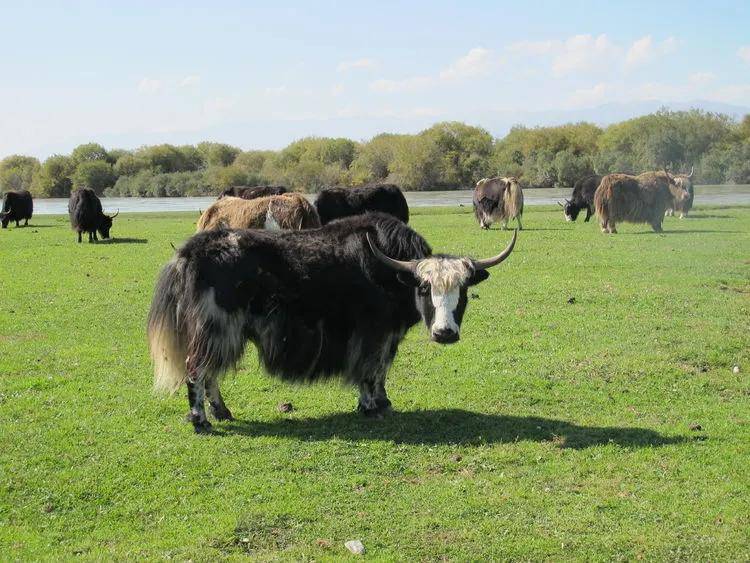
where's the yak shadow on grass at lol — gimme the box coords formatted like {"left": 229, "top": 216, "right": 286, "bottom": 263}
{"left": 629, "top": 229, "right": 742, "bottom": 235}
{"left": 222, "top": 409, "right": 685, "bottom": 449}
{"left": 96, "top": 237, "right": 149, "bottom": 244}
{"left": 684, "top": 214, "right": 733, "bottom": 219}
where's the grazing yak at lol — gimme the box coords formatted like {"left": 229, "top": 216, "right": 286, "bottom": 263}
{"left": 594, "top": 170, "right": 689, "bottom": 234}
{"left": 148, "top": 213, "right": 517, "bottom": 432}
{"left": 665, "top": 167, "right": 695, "bottom": 218}
{"left": 219, "top": 185, "right": 288, "bottom": 200}
{"left": 472, "top": 176, "right": 523, "bottom": 230}
{"left": 197, "top": 193, "right": 320, "bottom": 232}
{"left": 68, "top": 188, "right": 118, "bottom": 242}
{"left": 314, "top": 184, "right": 409, "bottom": 224}
{"left": 1, "top": 190, "right": 33, "bottom": 228}
{"left": 560, "top": 175, "right": 602, "bottom": 222}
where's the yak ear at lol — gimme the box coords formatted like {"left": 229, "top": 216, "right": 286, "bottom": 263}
{"left": 467, "top": 270, "right": 490, "bottom": 286}
{"left": 397, "top": 272, "right": 420, "bottom": 287}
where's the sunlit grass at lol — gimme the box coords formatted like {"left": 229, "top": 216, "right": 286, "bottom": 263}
{"left": 1, "top": 206, "right": 748, "bottom": 560}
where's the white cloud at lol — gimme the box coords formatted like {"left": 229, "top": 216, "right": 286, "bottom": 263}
{"left": 439, "top": 47, "right": 499, "bottom": 80}
{"left": 137, "top": 77, "right": 162, "bottom": 94}
{"left": 738, "top": 46, "right": 750, "bottom": 63}
{"left": 370, "top": 47, "right": 499, "bottom": 93}
{"left": 337, "top": 58, "right": 377, "bottom": 72}
{"left": 553, "top": 34, "right": 620, "bottom": 76}
{"left": 203, "top": 97, "right": 236, "bottom": 115}
{"left": 330, "top": 83, "right": 344, "bottom": 97}
{"left": 179, "top": 75, "right": 201, "bottom": 88}
{"left": 264, "top": 85, "right": 288, "bottom": 95}
{"left": 568, "top": 83, "right": 609, "bottom": 107}
{"left": 625, "top": 35, "right": 678, "bottom": 68}
{"left": 689, "top": 72, "right": 714, "bottom": 85}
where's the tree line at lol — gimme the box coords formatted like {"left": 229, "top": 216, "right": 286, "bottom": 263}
{"left": 1, "top": 109, "right": 748, "bottom": 198}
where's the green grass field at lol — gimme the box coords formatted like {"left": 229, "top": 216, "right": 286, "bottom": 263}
{"left": 1, "top": 205, "right": 748, "bottom": 561}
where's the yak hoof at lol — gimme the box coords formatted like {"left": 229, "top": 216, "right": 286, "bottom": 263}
{"left": 210, "top": 405, "right": 234, "bottom": 421}
{"left": 192, "top": 419, "right": 214, "bottom": 434}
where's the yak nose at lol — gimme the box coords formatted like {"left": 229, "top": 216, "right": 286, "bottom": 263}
{"left": 431, "top": 328, "right": 459, "bottom": 344}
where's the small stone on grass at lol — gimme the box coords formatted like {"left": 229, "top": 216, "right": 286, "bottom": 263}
{"left": 345, "top": 540, "right": 365, "bottom": 555}
{"left": 689, "top": 423, "right": 702, "bottom": 431}
{"left": 277, "top": 402, "right": 293, "bottom": 413}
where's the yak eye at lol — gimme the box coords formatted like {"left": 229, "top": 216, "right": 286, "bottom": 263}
{"left": 418, "top": 284, "right": 430, "bottom": 296}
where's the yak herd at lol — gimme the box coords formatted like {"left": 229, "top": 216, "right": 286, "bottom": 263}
{"left": 1, "top": 169, "right": 696, "bottom": 433}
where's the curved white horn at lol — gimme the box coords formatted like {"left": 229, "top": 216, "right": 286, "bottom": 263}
{"left": 473, "top": 229, "right": 518, "bottom": 271}
{"left": 366, "top": 233, "right": 418, "bottom": 273}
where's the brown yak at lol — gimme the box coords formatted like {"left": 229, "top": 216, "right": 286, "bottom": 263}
{"left": 472, "top": 176, "right": 523, "bottom": 230}
{"left": 594, "top": 170, "right": 689, "bottom": 234}
{"left": 665, "top": 167, "right": 695, "bottom": 218}
{"left": 197, "top": 193, "right": 320, "bottom": 232}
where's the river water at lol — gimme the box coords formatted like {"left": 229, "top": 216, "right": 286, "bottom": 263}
{"left": 30, "top": 185, "right": 750, "bottom": 215}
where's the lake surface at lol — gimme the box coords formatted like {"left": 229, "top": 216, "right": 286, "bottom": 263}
{"left": 31, "top": 185, "right": 750, "bottom": 215}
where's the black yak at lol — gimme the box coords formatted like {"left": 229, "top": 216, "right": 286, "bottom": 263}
{"left": 594, "top": 170, "right": 689, "bottom": 233}
{"left": 314, "top": 184, "right": 409, "bottom": 224}
{"left": 560, "top": 175, "right": 602, "bottom": 222}
{"left": 472, "top": 177, "right": 523, "bottom": 230}
{"left": 68, "top": 188, "right": 118, "bottom": 243}
{"left": 1, "top": 190, "right": 33, "bottom": 228}
{"left": 197, "top": 193, "right": 320, "bottom": 231}
{"left": 148, "top": 213, "right": 517, "bottom": 432}
{"left": 219, "top": 185, "right": 288, "bottom": 200}
{"left": 665, "top": 167, "right": 695, "bottom": 218}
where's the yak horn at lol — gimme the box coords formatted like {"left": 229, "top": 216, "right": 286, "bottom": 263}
{"left": 366, "top": 233, "right": 417, "bottom": 273}
{"left": 557, "top": 201, "right": 564, "bottom": 207}
{"left": 688, "top": 166, "right": 694, "bottom": 178}
{"left": 109, "top": 209, "right": 120, "bottom": 219}
{"left": 473, "top": 229, "right": 518, "bottom": 271}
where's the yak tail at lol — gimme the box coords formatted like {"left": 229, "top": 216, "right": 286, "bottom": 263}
{"left": 148, "top": 258, "right": 188, "bottom": 394}
{"left": 504, "top": 179, "right": 523, "bottom": 219}
{"left": 593, "top": 180, "right": 609, "bottom": 221}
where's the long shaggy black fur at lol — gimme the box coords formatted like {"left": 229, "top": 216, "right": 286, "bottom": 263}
{"left": 68, "top": 188, "right": 114, "bottom": 242}
{"left": 1, "top": 190, "right": 33, "bottom": 228}
{"left": 314, "top": 185, "right": 409, "bottom": 224}
{"left": 148, "top": 213, "right": 429, "bottom": 395}
{"left": 219, "top": 185, "right": 288, "bottom": 200}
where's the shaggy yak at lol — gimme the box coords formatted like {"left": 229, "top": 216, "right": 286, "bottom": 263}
{"left": 559, "top": 175, "right": 602, "bottom": 222}
{"left": 665, "top": 167, "right": 695, "bottom": 218}
{"left": 219, "top": 185, "right": 288, "bottom": 200}
{"left": 594, "top": 170, "right": 689, "bottom": 233}
{"left": 148, "top": 213, "right": 517, "bottom": 432}
{"left": 472, "top": 176, "right": 524, "bottom": 230}
{"left": 314, "top": 184, "right": 409, "bottom": 224}
{"left": 1, "top": 190, "right": 33, "bottom": 228}
{"left": 197, "top": 193, "right": 321, "bottom": 232}
{"left": 68, "top": 188, "right": 118, "bottom": 242}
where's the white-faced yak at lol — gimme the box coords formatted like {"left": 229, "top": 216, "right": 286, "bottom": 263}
{"left": 148, "top": 213, "right": 517, "bottom": 433}
{"left": 219, "top": 185, "right": 288, "bottom": 200}
{"left": 197, "top": 193, "right": 321, "bottom": 232}
{"left": 473, "top": 177, "right": 524, "bottom": 230}
{"left": 594, "top": 170, "right": 689, "bottom": 234}
{"left": 665, "top": 167, "right": 695, "bottom": 219}
{"left": 560, "top": 175, "right": 602, "bottom": 222}
{"left": 68, "top": 188, "right": 118, "bottom": 243}
{"left": 314, "top": 184, "right": 409, "bottom": 224}
{"left": 1, "top": 190, "right": 33, "bottom": 228}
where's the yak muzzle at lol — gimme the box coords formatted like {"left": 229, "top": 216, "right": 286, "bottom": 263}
{"left": 431, "top": 328, "right": 459, "bottom": 344}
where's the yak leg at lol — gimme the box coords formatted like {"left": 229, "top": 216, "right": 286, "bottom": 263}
{"left": 607, "top": 221, "right": 617, "bottom": 234}
{"left": 651, "top": 221, "right": 663, "bottom": 233}
{"left": 93, "top": 231, "right": 98, "bottom": 242}
{"left": 206, "top": 376, "right": 234, "bottom": 421}
{"left": 516, "top": 215, "right": 523, "bottom": 231}
{"left": 24, "top": 218, "right": 28, "bottom": 226}
{"left": 356, "top": 339, "right": 397, "bottom": 418}
{"left": 186, "top": 378, "right": 212, "bottom": 434}
{"left": 87, "top": 231, "right": 93, "bottom": 243}
{"left": 584, "top": 206, "right": 592, "bottom": 222}
{"left": 77, "top": 231, "right": 82, "bottom": 243}
{"left": 15, "top": 220, "right": 19, "bottom": 227}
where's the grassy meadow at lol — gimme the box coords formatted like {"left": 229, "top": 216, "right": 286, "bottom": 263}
{"left": 0, "top": 205, "right": 748, "bottom": 560}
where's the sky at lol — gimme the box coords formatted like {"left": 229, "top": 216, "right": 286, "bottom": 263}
{"left": 2, "top": 0, "right": 749, "bottom": 159}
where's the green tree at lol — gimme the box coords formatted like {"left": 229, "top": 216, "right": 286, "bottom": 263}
{"left": 0, "top": 155, "right": 40, "bottom": 192}
{"left": 73, "top": 160, "right": 115, "bottom": 194}
{"left": 31, "top": 154, "right": 74, "bottom": 197}
{"left": 71, "top": 143, "right": 110, "bottom": 165}
{"left": 197, "top": 142, "right": 241, "bottom": 167}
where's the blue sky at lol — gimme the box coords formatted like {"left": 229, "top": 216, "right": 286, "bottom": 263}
{"left": 2, "top": 0, "right": 749, "bottom": 158}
